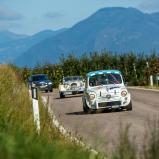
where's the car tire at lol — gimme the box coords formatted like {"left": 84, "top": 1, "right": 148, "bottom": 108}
{"left": 60, "top": 92, "right": 65, "bottom": 98}
{"left": 83, "top": 99, "right": 91, "bottom": 113}
{"left": 45, "top": 90, "right": 48, "bottom": 93}
{"left": 50, "top": 89, "right": 53, "bottom": 92}
{"left": 126, "top": 101, "right": 132, "bottom": 111}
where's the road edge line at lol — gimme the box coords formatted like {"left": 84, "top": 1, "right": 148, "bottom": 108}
{"left": 41, "top": 96, "right": 106, "bottom": 159}
{"left": 128, "top": 87, "right": 159, "bottom": 92}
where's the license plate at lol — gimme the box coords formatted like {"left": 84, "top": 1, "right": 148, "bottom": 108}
{"left": 40, "top": 85, "right": 46, "bottom": 88}
{"left": 64, "top": 92, "right": 72, "bottom": 95}
{"left": 112, "top": 105, "right": 120, "bottom": 108}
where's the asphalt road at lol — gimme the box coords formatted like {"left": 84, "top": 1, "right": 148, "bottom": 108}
{"left": 45, "top": 88, "right": 159, "bottom": 154}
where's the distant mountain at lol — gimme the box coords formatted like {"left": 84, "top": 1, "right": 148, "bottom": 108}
{"left": 13, "top": 7, "right": 159, "bottom": 67}
{"left": 0, "top": 28, "right": 67, "bottom": 63}
{"left": 0, "top": 30, "right": 27, "bottom": 44}
{"left": 151, "top": 12, "right": 159, "bottom": 24}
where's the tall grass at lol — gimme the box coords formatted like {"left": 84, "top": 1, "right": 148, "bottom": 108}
{"left": 112, "top": 124, "right": 137, "bottom": 159}
{"left": 0, "top": 65, "right": 94, "bottom": 159}
{"left": 0, "top": 65, "right": 34, "bottom": 132}
{"left": 111, "top": 120, "right": 159, "bottom": 159}
{"left": 142, "top": 118, "right": 159, "bottom": 159}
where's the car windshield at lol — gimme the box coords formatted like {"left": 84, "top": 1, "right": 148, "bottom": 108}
{"left": 32, "top": 75, "right": 48, "bottom": 81}
{"left": 64, "top": 76, "right": 83, "bottom": 82}
{"left": 89, "top": 73, "right": 122, "bottom": 87}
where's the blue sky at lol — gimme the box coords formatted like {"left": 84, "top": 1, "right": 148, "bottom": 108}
{"left": 0, "top": 0, "right": 159, "bottom": 35}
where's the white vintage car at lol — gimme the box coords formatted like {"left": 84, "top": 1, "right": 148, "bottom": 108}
{"left": 82, "top": 70, "right": 132, "bottom": 113}
{"left": 59, "top": 76, "right": 85, "bottom": 98}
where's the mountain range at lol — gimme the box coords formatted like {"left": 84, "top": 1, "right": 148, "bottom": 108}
{"left": 0, "top": 7, "right": 159, "bottom": 67}
{"left": 0, "top": 29, "right": 66, "bottom": 64}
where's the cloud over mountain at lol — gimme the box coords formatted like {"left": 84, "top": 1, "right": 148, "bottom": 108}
{"left": 138, "top": 0, "right": 159, "bottom": 12}
{"left": 0, "top": 6, "right": 23, "bottom": 21}
{"left": 44, "top": 12, "right": 63, "bottom": 19}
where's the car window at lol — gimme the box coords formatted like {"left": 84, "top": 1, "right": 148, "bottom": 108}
{"left": 64, "top": 77, "right": 71, "bottom": 82}
{"left": 89, "top": 73, "right": 122, "bottom": 87}
{"left": 32, "top": 75, "right": 48, "bottom": 81}
{"left": 64, "top": 76, "right": 83, "bottom": 82}
{"left": 72, "top": 77, "right": 78, "bottom": 80}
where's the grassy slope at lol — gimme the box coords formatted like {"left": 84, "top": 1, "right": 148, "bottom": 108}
{"left": 0, "top": 65, "right": 93, "bottom": 159}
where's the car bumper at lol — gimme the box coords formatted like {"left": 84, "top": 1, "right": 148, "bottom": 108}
{"left": 60, "top": 88, "right": 84, "bottom": 95}
{"left": 86, "top": 96, "right": 131, "bottom": 110}
{"left": 37, "top": 85, "right": 53, "bottom": 91}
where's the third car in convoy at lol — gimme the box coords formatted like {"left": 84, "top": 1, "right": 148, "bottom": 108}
{"left": 82, "top": 70, "right": 132, "bottom": 113}
{"left": 28, "top": 74, "right": 53, "bottom": 92}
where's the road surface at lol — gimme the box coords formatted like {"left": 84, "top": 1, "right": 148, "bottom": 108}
{"left": 45, "top": 88, "right": 159, "bottom": 154}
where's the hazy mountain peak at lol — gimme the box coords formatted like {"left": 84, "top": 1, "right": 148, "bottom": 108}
{"left": 0, "top": 30, "right": 28, "bottom": 44}
{"left": 4, "top": 7, "right": 159, "bottom": 67}
{"left": 96, "top": 7, "right": 142, "bottom": 14}
{"left": 93, "top": 7, "right": 145, "bottom": 18}
{"left": 0, "top": 28, "right": 67, "bottom": 64}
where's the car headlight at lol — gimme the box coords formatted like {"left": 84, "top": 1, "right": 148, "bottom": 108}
{"left": 121, "top": 90, "right": 127, "bottom": 97}
{"left": 64, "top": 84, "right": 69, "bottom": 88}
{"left": 89, "top": 94, "right": 96, "bottom": 100}
{"left": 48, "top": 82, "right": 52, "bottom": 85}
{"left": 32, "top": 83, "right": 36, "bottom": 87}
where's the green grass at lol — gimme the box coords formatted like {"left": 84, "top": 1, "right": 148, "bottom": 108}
{"left": 111, "top": 124, "right": 137, "bottom": 159}
{"left": 0, "top": 65, "right": 96, "bottom": 159}
{"left": 111, "top": 121, "right": 159, "bottom": 159}
{"left": 144, "top": 86, "right": 159, "bottom": 90}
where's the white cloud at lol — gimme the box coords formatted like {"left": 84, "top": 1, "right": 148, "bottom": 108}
{"left": 44, "top": 12, "right": 63, "bottom": 19}
{"left": 0, "top": 5, "right": 23, "bottom": 31}
{"left": 138, "top": 0, "right": 159, "bottom": 12}
{"left": 0, "top": 6, "right": 23, "bottom": 20}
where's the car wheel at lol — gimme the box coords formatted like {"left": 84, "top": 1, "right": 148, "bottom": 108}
{"left": 45, "top": 90, "right": 48, "bottom": 93}
{"left": 50, "top": 89, "right": 53, "bottom": 92}
{"left": 60, "top": 92, "right": 65, "bottom": 98}
{"left": 126, "top": 101, "right": 132, "bottom": 111}
{"left": 83, "top": 99, "right": 91, "bottom": 113}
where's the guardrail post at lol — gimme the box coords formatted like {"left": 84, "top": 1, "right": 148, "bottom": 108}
{"left": 31, "top": 87, "right": 40, "bottom": 134}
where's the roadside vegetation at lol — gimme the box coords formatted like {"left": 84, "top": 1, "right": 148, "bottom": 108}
{"left": 0, "top": 65, "right": 97, "bottom": 159}
{"left": 20, "top": 51, "right": 159, "bottom": 88}
{"left": 111, "top": 119, "right": 159, "bottom": 159}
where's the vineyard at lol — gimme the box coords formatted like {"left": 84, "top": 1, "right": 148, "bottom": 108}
{"left": 20, "top": 51, "right": 159, "bottom": 87}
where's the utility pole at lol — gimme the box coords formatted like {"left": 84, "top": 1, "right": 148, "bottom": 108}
{"left": 146, "top": 61, "right": 149, "bottom": 69}
{"left": 133, "top": 63, "right": 137, "bottom": 80}
{"left": 157, "top": 73, "right": 159, "bottom": 86}
{"left": 146, "top": 61, "right": 153, "bottom": 86}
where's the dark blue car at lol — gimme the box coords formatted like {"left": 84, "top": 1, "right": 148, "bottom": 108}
{"left": 28, "top": 74, "right": 53, "bottom": 92}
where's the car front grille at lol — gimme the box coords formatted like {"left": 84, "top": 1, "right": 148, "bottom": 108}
{"left": 71, "top": 83, "right": 78, "bottom": 89}
{"left": 71, "top": 83, "right": 77, "bottom": 87}
{"left": 98, "top": 101, "right": 121, "bottom": 108}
